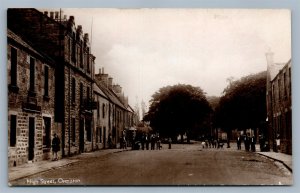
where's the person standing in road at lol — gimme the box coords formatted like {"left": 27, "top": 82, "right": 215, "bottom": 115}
{"left": 52, "top": 133, "right": 60, "bottom": 161}
{"left": 237, "top": 135, "right": 242, "bottom": 150}
{"left": 145, "top": 134, "right": 149, "bottom": 150}
{"left": 141, "top": 133, "right": 145, "bottom": 150}
{"left": 168, "top": 138, "right": 172, "bottom": 149}
{"left": 251, "top": 135, "right": 256, "bottom": 152}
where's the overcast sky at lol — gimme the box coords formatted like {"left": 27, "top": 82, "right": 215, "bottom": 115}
{"left": 58, "top": 9, "right": 291, "bottom": 110}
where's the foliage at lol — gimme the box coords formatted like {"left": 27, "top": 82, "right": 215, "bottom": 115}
{"left": 214, "top": 71, "right": 267, "bottom": 131}
{"left": 144, "top": 84, "right": 212, "bottom": 139}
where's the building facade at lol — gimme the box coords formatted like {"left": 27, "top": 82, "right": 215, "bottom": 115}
{"left": 8, "top": 9, "right": 96, "bottom": 157}
{"left": 8, "top": 9, "right": 136, "bottom": 167}
{"left": 94, "top": 69, "right": 136, "bottom": 148}
{"left": 8, "top": 29, "right": 56, "bottom": 166}
{"left": 266, "top": 53, "right": 292, "bottom": 154}
{"left": 93, "top": 83, "right": 110, "bottom": 150}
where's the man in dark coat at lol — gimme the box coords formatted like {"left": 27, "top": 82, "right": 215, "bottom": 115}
{"left": 52, "top": 133, "right": 60, "bottom": 161}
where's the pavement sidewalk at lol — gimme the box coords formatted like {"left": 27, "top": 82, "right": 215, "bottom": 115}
{"left": 227, "top": 142, "right": 292, "bottom": 172}
{"left": 8, "top": 148, "right": 128, "bottom": 183}
{"left": 256, "top": 151, "right": 292, "bottom": 172}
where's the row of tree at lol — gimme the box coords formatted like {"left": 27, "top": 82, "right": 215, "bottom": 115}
{"left": 143, "top": 71, "right": 267, "bottom": 142}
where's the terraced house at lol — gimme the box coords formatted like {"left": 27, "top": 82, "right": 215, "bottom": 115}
{"left": 266, "top": 52, "right": 292, "bottom": 154}
{"left": 7, "top": 29, "right": 56, "bottom": 167}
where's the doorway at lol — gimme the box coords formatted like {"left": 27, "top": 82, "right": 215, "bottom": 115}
{"left": 28, "top": 117, "right": 35, "bottom": 161}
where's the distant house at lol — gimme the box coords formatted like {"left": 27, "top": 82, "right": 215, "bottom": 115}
{"left": 266, "top": 52, "right": 292, "bottom": 154}
{"left": 7, "top": 29, "right": 56, "bottom": 166}
{"left": 93, "top": 82, "right": 110, "bottom": 149}
{"left": 94, "top": 69, "right": 136, "bottom": 148}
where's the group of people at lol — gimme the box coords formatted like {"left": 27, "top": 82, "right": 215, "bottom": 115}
{"left": 237, "top": 134, "right": 256, "bottom": 152}
{"left": 201, "top": 138, "right": 224, "bottom": 149}
{"left": 140, "top": 133, "right": 162, "bottom": 150}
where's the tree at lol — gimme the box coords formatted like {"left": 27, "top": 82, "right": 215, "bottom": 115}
{"left": 144, "top": 84, "right": 212, "bottom": 142}
{"left": 214, "top": 71, "right": 267, "bottom": 138}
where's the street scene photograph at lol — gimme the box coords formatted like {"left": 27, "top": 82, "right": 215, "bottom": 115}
{"left": 7, "top": 8, "right": 292, "bottom": 186}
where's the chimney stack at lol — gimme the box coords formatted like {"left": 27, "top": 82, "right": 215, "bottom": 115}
{"left": 44, "top": 11, "right": 48, "bottom": 16}
{"left": 50, "top": 12, "right": 54, "bottom": 19}
{"left": 108, "top": 77, "right": 113, "bottom": 90}
{"left": 55, "top": 11, "right": 59, "bottom": 19}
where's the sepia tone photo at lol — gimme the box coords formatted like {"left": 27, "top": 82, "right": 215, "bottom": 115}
{"left": 7, "top": 8, "right": 292, "bottom": 186}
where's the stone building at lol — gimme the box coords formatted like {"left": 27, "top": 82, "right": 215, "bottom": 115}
{"left": 93, "top": 82, "right": 110, "bottom": 149}
{"left": 8, "top": 8, "right": 96, "bottom": 157}
{"left": 266, "top": 53, "right": 292, "bottom": 154}
{"left": 94, "top": 69, "right": 136, "bottom": 148}
{"left": 7, "top": 29, "right": 56, "bottom": 166}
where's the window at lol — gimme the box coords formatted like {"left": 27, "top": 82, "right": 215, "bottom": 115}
{"left": 72, "top": 118, "right": 76, "bottom": 142}
{"left": 86, "top": 86, "right": 90, "bottom": 101}
{"left": 97, "top": 99, "right": 100, "bottom": 118}
{"left": 72, "top": 78, "right": 76, "bottom": 103}
{"left": 102, "top": 104, "right": 105, "bottom": 118}
{"left": 44, "top": 66, "right": 49, "bottom": 97}
{"left": 10, "top": 47, "right": 17, "bottom": 86}
{"left": 10, "top": 115, "right": 17, "bottom": 147}
{"left": 80, "top": 47, "right": 83, "bottom": 68}
{"left": 80, "top": 83, "right": 83, "bottom": 106}
{"left": 29, "top": 57, "right": 35, "bottom": 92}
{"left": 43, "top": 117, "right": 51, "bottom": 149}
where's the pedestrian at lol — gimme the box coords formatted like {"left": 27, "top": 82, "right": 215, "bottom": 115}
{"left": 168, "top": 138, "right": 172, "bottom": 149}
{"left": 213, "top": 139, "right": 218, "bottom": 148}
{"left": 237, "top": 135, "right": 241, "bottom": 150}
{"left": 150, "top": 134, "right": 156, "bottom": 150}
{"left": 244, "top": 134, "right": 250, "bottom": 151}
{"left": 122, "top": 136, "right": 127, "bottom": 149}
{"left": 141, "top": 133, "right": 145, "bottom": 150}
{"left": 52, "top": 133, "right": 60, "bottom": 161}
{"left": 156, "top": 135, "right": 161, "bottom": 150}
{"left": 145, "top": 134, "right": 149, "bottom": 150}
{"left": 251, "top": 135, "right": 256, "bottom": 152}
{"left": 201, "top": 141, "right": 206, "bottom": 148}
{"left": 275, "top": 134, "right": 280, "bottom": 152}
{"left": 108, "top": 133, "right": 112, "bottom": 148}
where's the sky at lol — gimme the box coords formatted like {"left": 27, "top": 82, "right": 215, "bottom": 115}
{"left": 56, "top": 8, "right": 291, "bottom": 110}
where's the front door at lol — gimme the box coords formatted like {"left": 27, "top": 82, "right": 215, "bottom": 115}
{"left": 28, "top": 117, "right": 35, "bottom": 161}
